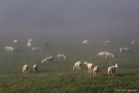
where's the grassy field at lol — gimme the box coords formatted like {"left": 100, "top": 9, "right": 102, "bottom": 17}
{"left": 0, "top": 31, "right": 139, "bottom": 93}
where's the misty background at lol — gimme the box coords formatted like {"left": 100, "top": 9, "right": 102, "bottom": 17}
{"left": 0, "top": 0, "right": 139, "bottom": 34}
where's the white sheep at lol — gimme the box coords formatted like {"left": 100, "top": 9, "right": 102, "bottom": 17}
{"left": 123, "top": 47, "right": 129, "bottom": 51}
{"left": 93, "top": 66, "right": 99, "bottom": 76}
{"left": 81, "top": 40, "right": 88, "bottom": 44}
{"left": 120, "top": 47, "right": 131, "bottom": 53}
{"left": 104, "top": 41, "right": 110, "bottom": 45}
{"left": 120, "top": 48, "right": 125, "bottom": 53}
{"left": 13, "top": 39, "right": 18, "bottom": 44}
{"left": 123, "top": 47, "right": 131, "bottom": 52}
{"left": 22, "top": 65, "right": 29, "bottom": 73}
{"left": 105, "top": 52, "right": 114, "bottom": 58}
{"left": 57, "top": 54, "right": 66, "bottom": 60}
{"left": 97, "top": 51, "right": 114, "bottom": 58}
{"left": 84, "top": 61, "right": 93, "bottom": 73}
{"left": 32, "top": 64, "right": 38, "bottom": 72}
{"left": 42, "top": 56, "right": 54, "bottom": 63}
{"left": 97, "top": 51, "right": 105, "bottom": 57}
{"left": 5, "top": 46, "right": 14, "bottom": 52}
{"left": 27, "top": 42, "right": 31, "bottom": 47}
{"left": 32, "top": 47, "right": 41, "bottom": 52}
{"left": 131, "top": 40, "right": 135, "bottom": 45}
{"left": 108, "top": 64, "right": 118, "bottom": 77}
{"left": 73, "top": 61, "right": 82, "bottom": 70}
{"left": 28, "top": 39, "right": 32, "bottom": 43}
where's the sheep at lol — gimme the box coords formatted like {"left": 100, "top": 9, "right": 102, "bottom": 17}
{"left": 84, "top": 61, "right": 93, "bottom": 73}
{"left": 93, "top": 66, "right": 99, "bottom": 76}
{"left": 104, "top": 41, "right": 110, "bottom": 45}
{"left": 32, "top": 47, "right": 41, "bottom": 52}
{"left": 123, "top": 47, "right": 130, "bottom": 51}
{"left": 73, "top": 61, "right": 82, "bottom": 70}
{"left": 5, "top": 46, "right": 14, "bottom": 52}
{"left": 97, "top": 51, "right": 105, "bottom": 57}
{"left": 131, "top": 40, "right": 136, "bottom": 45}
{"left": 57, "top": 54, "right": 66, "bottom": 60}
{"left": 22, "top": 65, "right": 29, "bottom": 73}
{"left": 109, "top": 53, "right": 114, "bottom": 58}
{"left": 108, "top": 64, "right": 118, "bottom": 77}
{"left": 32, "top": 64, "right": 38, "bottom": 72}
{"left": 13, "top": 39, "right": 18, "bottom": 44}
{"left": 27, "top": 42, "right": 31, "bottom": 47}
{"left": 81, "top": 40, "right": 88, "bottom": 44}
{"left": 42, "top": 56, "right": 54, "bottom": 63}
{"left": 105, "top": 52, "right": 114, "bottom": 58}
{"left": 120, "top": 47, "right": 132, "bottom": 53}
{"left": 120, "top": 48, "right": 125, "bottom": 53}
{"left": 28, "top": 39, "right": 32, "bottom": 43}
{"left": 97, "top": 51, "right": 114, "bottom": 58}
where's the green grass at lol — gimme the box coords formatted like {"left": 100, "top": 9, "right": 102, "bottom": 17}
{"left": 0, "top": 32, "right": 139, "bottom": 93}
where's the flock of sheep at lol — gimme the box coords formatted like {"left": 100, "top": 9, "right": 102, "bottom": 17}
{"left": 73, "top": 61, "right": 118, "bottom": 77}
{"left": 5, "top": 39, "right": 136, "bottom": 77}
{"left": 23, "top": 54, "right": 66, "bottom": 73}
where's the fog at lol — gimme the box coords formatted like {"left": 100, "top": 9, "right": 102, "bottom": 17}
{"left": 0, "top": 0, "right": 139, "bottom": 33}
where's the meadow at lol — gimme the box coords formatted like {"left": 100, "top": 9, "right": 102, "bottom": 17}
{"left": 0, "top": 31, "right": 139, "bottom": 93}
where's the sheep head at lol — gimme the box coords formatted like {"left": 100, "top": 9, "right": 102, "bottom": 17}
{"left": 115, "top": 64, "right": 118, "bottom": 68}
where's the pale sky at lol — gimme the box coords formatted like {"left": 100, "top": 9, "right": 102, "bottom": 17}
{"left": 0, "top": 0, "right": 139, "bottom": 32}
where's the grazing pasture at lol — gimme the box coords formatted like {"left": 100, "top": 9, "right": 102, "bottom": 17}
{"left": 0, "top": 31, "right": 139, "bottom": 93}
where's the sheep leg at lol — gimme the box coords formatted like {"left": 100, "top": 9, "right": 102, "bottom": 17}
{"left": 88, "top": 68, "right": 91, "bottom": 73}
{"left": 77, "top": 67, "right": 79, "bottom": 70}
{"left": 78, "top": 67, "right": 81, "bottom": 70}
{"left": 109, "top": 73, "right": 113, "bottom": 77}
{"left": 89, "top": 68, "right": 92, "bottom": 73}
{"left": 27, "top": 69, "right": 29, "bottom": 73}
{"left": 108, "top": 73, "right": 111, "bottom": 77}
{"left": 73, "top": 66, "right": 75, "bottom": 70}
{"left": 112, "top": 74, "right": 114, "bottom": 77}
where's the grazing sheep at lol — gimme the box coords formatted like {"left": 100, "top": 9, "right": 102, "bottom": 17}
{"left": 123, "top": 47, "right": 130, "bottom": 51}
{"left": 28, "top": 39, "right": 32, "bottom": 43}
{"left": 97, "top": 51, "right": 114, "bottom": 58}
{"left": 84, "top": 61, "right": 93, "bottom": 73}
{"left": 81, "top": 40, "right": 88, "bottom": 44}
{"left": 5, "top": 46, "right": 14, "bottom": 52}
{"left": 108, "top": 64, "right": 118, "bottom": 77}
{"left": 104, "top": 41, "right": 110, "bottom": 45}
{"left": 22, "top": 65, "right": 29, "bottom": 73}
{"left": 97, "top": 51, "right": 105, "bottom": 57}
{"left": 32, "top": 47, "right": 41, "bottom": 52}
{"left": 42, "top": 56, "right": 54, "bottom": 63}
{"left": 32, "top": 64, "right": 38, "bottom": 72}
{"left": 13, "top": 39, "right": 18, "bottom": 44}
{"left": 105, "top": 52, "right": 114, "bottom": 58}
{"left": 120, "top": 47, "right": 132, "bottom": 53}
{"left": 93, "top": 66, "right": 99, "bottom": 76}
{"left": 57, "top": 54, "right": 66, "bottom": 60}
{"left": 27, "top": 42, "right": 31, "bottom": 47}
{"left": 73, "top": 61, "right": 82, "bottom": 70}
{"left": 122, "top": 47, "right": 132, "bottom": 52}
{"left": 131, "top": 40, "right": 136, "bottom": 45}
{"left": 120, "top": 48, "right": 125, "bottom": 53}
